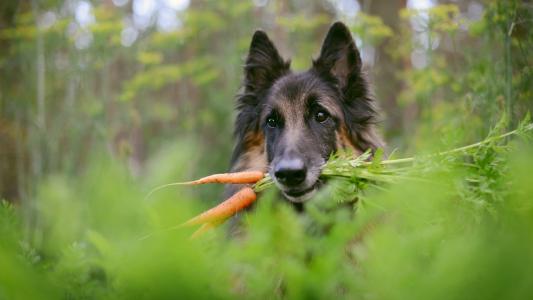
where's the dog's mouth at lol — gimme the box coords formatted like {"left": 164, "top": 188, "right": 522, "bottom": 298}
{"left": 281, "top": 184, "right": 318, "bottom": 203}
{"left": 269, "top": 161, "right": 325, "bottom": 203}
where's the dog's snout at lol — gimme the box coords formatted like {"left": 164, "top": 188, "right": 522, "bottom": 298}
{"left": 274, "top": 158, "right": 306, "bottom": 186}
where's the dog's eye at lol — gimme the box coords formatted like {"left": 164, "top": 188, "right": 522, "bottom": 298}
{"left": 315, "top": 110, "right": 329, "bottom": 123}
{"left": 266, "top": 116, "right": 278, "bottom": 128}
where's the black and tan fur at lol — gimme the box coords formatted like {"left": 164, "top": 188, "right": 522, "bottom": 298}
{"left": 229, "top": 22, "right": 383, "bottom": 203}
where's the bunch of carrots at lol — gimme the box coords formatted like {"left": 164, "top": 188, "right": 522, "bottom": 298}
{"left": 146, "top": 120, "right": 533, "bottom": 239}
{"left": 145, "top": 171, "right": 268, "bottom": 238}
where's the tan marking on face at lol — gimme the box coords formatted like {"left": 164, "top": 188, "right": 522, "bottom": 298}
{"left": 335, "top": 131, "right": 346, "bottom": 150}
{"left": 244, "top": 130, "right": 264, "bottom": 148}
{"left": 232, "top": 131, "right": 268, "bottom": 172}
{"left": 335, "top": 125, "right": 362, "bottom": 155}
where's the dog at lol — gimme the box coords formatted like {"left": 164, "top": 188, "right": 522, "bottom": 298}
{"left": 228, "top": 21, "right": 383, "bottom": 204}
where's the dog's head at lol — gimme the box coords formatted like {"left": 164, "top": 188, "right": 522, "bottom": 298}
{"left": 233, "top": 22, "right": 383, "bottom": 202}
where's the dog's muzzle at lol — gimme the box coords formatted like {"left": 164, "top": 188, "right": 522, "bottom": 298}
{"left": 271, "top": 156, "right": 321, "bottom": 203}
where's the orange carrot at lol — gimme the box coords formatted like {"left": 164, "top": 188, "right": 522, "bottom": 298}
{"left": 145, "top": 171, "right": 264, "bottom": 201}
{"left": 182, "top": 187, "right": 257, "bottom": 227}
{"left": 182, "top": 171, "right": 264, "bottom": 185}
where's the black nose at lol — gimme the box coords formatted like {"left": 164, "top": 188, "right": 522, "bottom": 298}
{"left": 274, "top": 158, "right": 306, "bottom": 186}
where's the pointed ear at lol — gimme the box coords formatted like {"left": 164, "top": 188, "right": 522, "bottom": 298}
{"left": 244, "top": 30, "right": 290, "bottom": 93}
{"left": 313, "top": 22, "right": 362, "bottom": 88}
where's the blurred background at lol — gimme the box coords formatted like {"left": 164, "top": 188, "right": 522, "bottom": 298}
{"left": 0, "top": 0, "right": 531, "bottom": 204}
{"left": 1, "top": 2, "right": 533, "bottom": 299}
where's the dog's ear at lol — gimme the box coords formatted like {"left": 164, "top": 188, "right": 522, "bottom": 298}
{"left": 314, "top": 22, "right": 362, "bottom": 88}
{"left": 231, "top": 31, "right": 288, "bottom": 169}
{"left": 315, "top": 22, "right": 383, "bottom": 153}
{"left": 244, "top": 30, "right": 289, "bottom": 93}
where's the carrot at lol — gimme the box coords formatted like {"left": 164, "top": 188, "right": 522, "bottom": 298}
{"left": 145, "top": 171, "right": 264, "bottom": 200}
{"left": 182, "top": 187, "right": 257, "bottom": 227}
{"left": 181, "top": 171, "right": 264, "bottom": 185}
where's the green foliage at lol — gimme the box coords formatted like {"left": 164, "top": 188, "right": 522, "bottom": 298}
{"left": 119, "top": 58, "right": 219, "bottom": 102}
{"left": 391, "top": 1, "right": 532, "bottom": 151}
{"left": 350, "top": 12, "right": 393, "bottom": 46}
{"left": 1, "top": 126, "right": 533, "bottom": 299}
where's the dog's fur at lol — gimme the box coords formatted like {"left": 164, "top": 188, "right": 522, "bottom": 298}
{"left": 228, "top": 22, "right": 383, "bottom": 203}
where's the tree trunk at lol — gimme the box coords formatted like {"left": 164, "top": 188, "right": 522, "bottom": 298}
{"left": 364, "top": 0, "right": 407, "bottom": 139}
